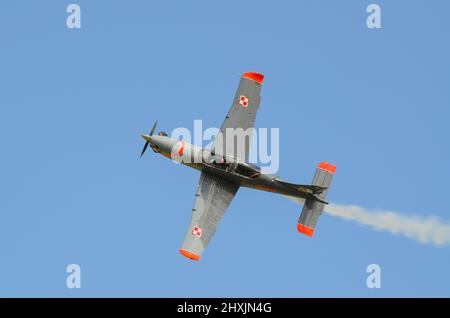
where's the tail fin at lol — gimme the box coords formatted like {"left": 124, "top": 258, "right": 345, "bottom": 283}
{"left": 297, "top": 162, "right": 336, "bottom": 237}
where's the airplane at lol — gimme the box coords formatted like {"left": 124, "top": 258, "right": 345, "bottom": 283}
{"left": 140, "top": 72, "right": 336, "bottom": 261}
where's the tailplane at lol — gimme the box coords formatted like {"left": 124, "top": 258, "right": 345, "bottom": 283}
{"left": 297, "top": 162, "right": 336, "bottom": 237}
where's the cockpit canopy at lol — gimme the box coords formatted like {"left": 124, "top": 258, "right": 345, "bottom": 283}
{"left": 235, "top": 162, "right": 261, "bottom": 179}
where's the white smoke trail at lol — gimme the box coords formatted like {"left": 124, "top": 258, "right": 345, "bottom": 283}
{"left": 285, "top": 196, "right": 450, "bottom": 247}
{"left": 324, "top": 203, "right": 450, "bottom": 247}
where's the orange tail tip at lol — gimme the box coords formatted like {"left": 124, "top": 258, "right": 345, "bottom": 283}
{"left": 179, "top": 249, "right": 201, "bottom": 261}
{"left": 317, "top": 162, "right": 336, "bottom": 174}
{"left": 243, "top": 72, "right": 264, "bottom": 84}
{"left": 297, "top": 224, "right": 315, "bottom": 237}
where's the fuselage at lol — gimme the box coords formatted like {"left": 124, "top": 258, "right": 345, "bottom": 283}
{"left": 141, "top": 134, "right": 309, "bottom": 200}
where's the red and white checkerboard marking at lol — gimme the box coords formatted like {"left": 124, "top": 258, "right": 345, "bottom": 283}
{"left": 238, "top": 95, "right": 249, "bottom": 107}
{"left": 191, "top": 226, "right": 203, "bottom": 237}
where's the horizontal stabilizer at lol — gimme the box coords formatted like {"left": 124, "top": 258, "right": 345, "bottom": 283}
{"left": 297, "top": 162, "right": 336, "bottom": 237}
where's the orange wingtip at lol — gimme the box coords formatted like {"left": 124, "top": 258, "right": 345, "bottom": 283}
{"left": 243, "top": 72, "right": 264, "bottom": 84}
{"left": 317, "top": 162, "right": 336, "bottom": 174}
{"left": 297, "top": 224, "right": 315, "bottom": 237}
{"left": 179, "top": 249, "right": 201, "bottom": 261}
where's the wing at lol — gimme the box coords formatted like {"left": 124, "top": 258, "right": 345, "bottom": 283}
{"left": 213, "top": 72, "right": 264, "bottom": 163}
{"left": 179, "top": 171, "right": 239, "bottom": 260}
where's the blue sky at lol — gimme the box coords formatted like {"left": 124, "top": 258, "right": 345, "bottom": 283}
{"left": 0, "top": 1, "right": 449, "bottom": 297}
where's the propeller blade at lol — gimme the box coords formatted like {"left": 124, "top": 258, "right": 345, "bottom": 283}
{"left": 140, "top": 120, "right": 158, "bottom": 157}
{"left": 140, "top": 141, "right": 150, "bottom": 157}
{"left": 150, "top": 120, "right": 158, "bottom": 136}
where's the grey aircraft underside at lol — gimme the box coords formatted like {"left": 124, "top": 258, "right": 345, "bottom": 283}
{"left": 140, "top": 72, "right": 336, "bottom": 261}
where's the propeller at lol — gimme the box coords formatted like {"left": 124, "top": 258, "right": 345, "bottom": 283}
{"left": 140, "top": 120, "right": 158, "bottom": 157}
